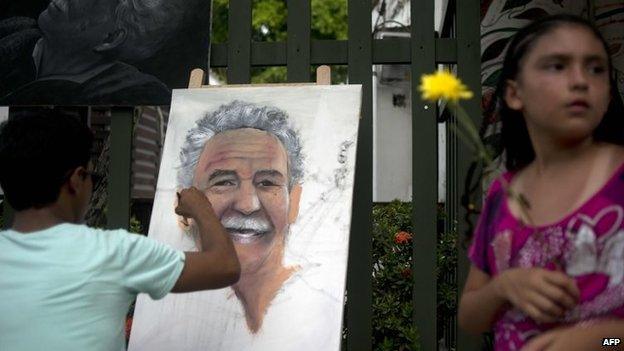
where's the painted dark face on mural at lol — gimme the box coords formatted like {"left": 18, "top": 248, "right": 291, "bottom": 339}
{"left": 192, "top": 128, "right": 302, "bottom": 276}
{"left": 38, "top": 0, "right": 118, "bottom": 50}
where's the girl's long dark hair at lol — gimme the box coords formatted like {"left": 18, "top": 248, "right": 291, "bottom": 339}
{"left": 497, "top": 14, "right": 624, "bottom": 172}
{"left": 463, "top": 14, "right": 624, "bottom": 239}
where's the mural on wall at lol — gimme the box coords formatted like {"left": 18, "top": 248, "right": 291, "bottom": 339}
{"left": 0, "top": 0, "right": 211, "bottom": 106}
{"left": 478, "top": 0, "right": 624, "bottom": 186}
{"left": 128, "top": 85, "right": 362, "bottom": 351}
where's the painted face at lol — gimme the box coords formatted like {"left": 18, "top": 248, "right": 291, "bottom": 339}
{"left": 192, "top": 128, "right": 299, "bottom": 275}
{"left": 38, "top": 0, "right": 117, "bottom": 49}
{"left": 506, "top": 25, "right": 611, "bottom": 143}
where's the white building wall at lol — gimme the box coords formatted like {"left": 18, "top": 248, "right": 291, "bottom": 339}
{"left": 372, "top": 0, "right": 449, "bottom": 203}
{"left": 373, "top": 70, "right": 413, "bottom": 202}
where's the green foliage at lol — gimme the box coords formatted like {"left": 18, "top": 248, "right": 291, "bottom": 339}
{"left": 86, "top": 205, "right": 143, "bottom": 235}
{"left": 435, "top": 212, "right": 458, "bottom": 325}
{"left": 212, "top": 0, "right": 347, "bottom": 43}
{"left": 129, "top": 216, "right": 143, "bottom": 234}
{"left": 212, "top": 0, "right": 229, "bottom": 44}
{"left": 211, "top": 0, "right": 348, "bottom": 83}
{"left": 251, "top": 67, "right": 289, "bottom": 84}
{"left": 372, "top": 201, "right": 420, "bottom": 351}
{"left": 371, "top": 201, "right": 458, "bottom": 351}
{"left": 311, "top": 0, "right": 348, "bottom": 40}
{"left": 252, "top": 0, "right": 287, "bottom": 42}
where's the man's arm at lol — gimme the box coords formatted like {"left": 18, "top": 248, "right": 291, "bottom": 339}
{"left": 171, "top": 187, "right": 240, "bottom": 292}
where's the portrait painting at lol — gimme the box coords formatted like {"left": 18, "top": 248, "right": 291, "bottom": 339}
{"left": 128, "top": 85, "right": 362, "bottom": 351}
{"left": 0, "top": 0, "right": 211, "bottom": 106}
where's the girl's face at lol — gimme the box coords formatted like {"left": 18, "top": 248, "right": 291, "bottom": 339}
{"left": 505, "top": 24, "right": 611, "bottom": 144}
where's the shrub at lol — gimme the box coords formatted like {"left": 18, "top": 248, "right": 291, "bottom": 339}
{"left": 371, "top": 201, "right": 457, "bottom": 351}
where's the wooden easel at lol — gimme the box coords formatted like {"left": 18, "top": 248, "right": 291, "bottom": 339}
{"left": 187, "top": 65, "right": 331, "bottom": 88}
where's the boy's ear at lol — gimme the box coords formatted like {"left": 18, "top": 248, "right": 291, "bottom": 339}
{"left": 66, "top": 166, "right": 87, "bottom": 194}
{"left": 504, "top": 79, "right": 523, "bottom": 111}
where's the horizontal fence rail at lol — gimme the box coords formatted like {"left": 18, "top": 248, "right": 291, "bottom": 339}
{"left": 210, "top": 38, "right": 458, "bottom": 67}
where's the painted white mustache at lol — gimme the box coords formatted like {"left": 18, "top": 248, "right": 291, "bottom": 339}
{"left": 221, "top": 216, "right": 273, "bottom": 233}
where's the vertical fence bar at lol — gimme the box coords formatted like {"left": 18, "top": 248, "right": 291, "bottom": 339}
{"left": 107, "top": 108, "right": 133, "bottom": 230}
{"left": 228, "top": 0, "right": 252, "bottom": 83}
{"left": 411, "top": 0, "right": 437, "bottom": 349}
{"left": 346, "top": 0, "right": 373, "bottom": 350}
{"left": 455, "top": 0, "right": 483, "bottom": 349}
{"left": 446, "top": 107, "right": 459, "bottom": 351}
{"left": 2, "top": 196, "right": 13, "bottom": 230}
{"left": 1, "top": 112, "right": 13, "bottom": 229}
{"left": 287, "top": 0, "right": 311, "bottom": 82}
{"left": 2, "top": 112, "right": 13, "bottom": 229}
{"left": 443, "top": 4, "right": 460, "bottom": 350}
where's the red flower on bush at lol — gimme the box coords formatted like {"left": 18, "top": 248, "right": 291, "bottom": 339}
{"left": 401, "top": 267, "right": 412, "bottom": 278}
{"left": 394, "top": 231, "right": 412, "bottom": 244}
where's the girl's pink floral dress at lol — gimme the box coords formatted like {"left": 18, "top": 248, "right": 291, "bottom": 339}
{"left": 469, "top": 164, "right": 624, "bottom": 350}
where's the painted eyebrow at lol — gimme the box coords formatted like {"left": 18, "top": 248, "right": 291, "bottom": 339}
{"left": 254, "top": 169, "right": 285, "bottom": 179}
{"left": 208, "top": 169, "right": 239, "bottom": 181}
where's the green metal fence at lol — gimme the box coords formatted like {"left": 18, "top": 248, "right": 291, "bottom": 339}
{"left": 2, "top": 1, "right": 483, "bottom": 350}
{"left": 214, "top": 1, "right": 483, "bottom": 344}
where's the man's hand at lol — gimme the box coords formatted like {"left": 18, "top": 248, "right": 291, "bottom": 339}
{"left": 495, "top": 268, "right": 579, "bottom": 323}
{"left": 175, "top": 187, "right": 212, "bottom": 219}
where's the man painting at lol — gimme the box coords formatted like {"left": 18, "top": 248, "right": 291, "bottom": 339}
{"left": 176, "top": 100, "right": 304, "bottom": 333}
{"left": 0, "top": 0, "right": 209, "bottom": 105}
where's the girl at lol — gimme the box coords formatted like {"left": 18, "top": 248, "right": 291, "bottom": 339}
{"left": 458, "top": 14, "right": 624, "bottom": 351}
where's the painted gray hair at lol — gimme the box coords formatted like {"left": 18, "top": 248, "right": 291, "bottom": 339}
{"left": 177, "top": 100, "right": 304, "bottom": 189}
{"left": 114, "top": 0, "right": 186, "bottom": 61}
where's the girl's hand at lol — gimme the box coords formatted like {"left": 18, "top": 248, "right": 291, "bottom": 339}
{"left": 495, "top": 268, "right": 580, "bottom": 323}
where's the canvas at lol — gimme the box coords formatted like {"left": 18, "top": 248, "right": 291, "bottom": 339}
{"left": 0, "top": 0, "right": 211, "bottom": 106}
{"left": 128, "top": 85, "right": 362, "bottom": 351}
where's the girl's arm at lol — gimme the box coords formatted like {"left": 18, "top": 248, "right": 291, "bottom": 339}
{"left": 459, "top": 265, "right": 580, "bottom": 334}
{"left": 458, "top": 265, "right": 509, "bottom": 334}
{"left": 522, "top": 320, "right": 624, "bottom": 351}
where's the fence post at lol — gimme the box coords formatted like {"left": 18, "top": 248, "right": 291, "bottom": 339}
{"left": 346, "top": 0, "right": 373, "bottom": 350}
{"left": 455, "top": 0, "right": 483, "bottom": 349}
{"left": 2, "top": 114, "right": 15, "bottom": 229}
{"left": 2, "top": 200, "right": 13, "bottom": 230}
{"left": 411, "top": 0, "right": 438, "bottom": 349}
{"left": 287, "top": 0, "right": 311, "bottom": 82}
{"left": 228, "top": 0, "right": 252, "bottom": 83}
{"left": 107, "top": 108, "right": 133, "bottom": 230}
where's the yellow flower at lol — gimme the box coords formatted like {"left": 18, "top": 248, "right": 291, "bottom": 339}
{"left": 419, "top": 70, "right": 473, "bottom": 103}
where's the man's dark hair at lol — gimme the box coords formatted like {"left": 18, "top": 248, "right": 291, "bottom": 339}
{"left": 0, "top": 109, "right": 94, "bottom": 211}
